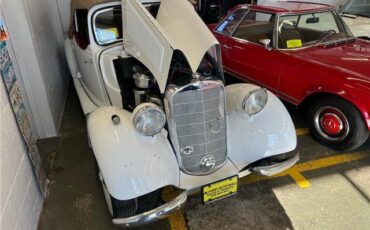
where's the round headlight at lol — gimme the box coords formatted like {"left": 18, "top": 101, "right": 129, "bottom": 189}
{"left": 132, "top": 103, "right": 166, "bottom": 136}
{"left": 242, "top": 89, "right": 268, "bottom": 116}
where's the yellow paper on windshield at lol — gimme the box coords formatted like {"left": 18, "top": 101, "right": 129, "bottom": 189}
{"left": 106, "top": 28, "right": 119, "bottom": 38}
{"left": 287, "top": 39, "right": 302, "bottom": 48}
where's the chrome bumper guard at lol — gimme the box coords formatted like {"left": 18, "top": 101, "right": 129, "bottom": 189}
{"left": 251, "top": 151, "right": 299, "bottom": 176}
{"left": 112, "top": 192, "right": 187, "bottom": 228}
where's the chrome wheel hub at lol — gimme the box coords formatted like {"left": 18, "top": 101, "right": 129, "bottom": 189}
{"left": 314, "top": 106, "right": 349, "bottom": 142}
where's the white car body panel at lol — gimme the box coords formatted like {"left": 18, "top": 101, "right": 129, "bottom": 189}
{"left": 87, "top": 106, "right": 179, "bottom": 200}
{"left": 122, "top": 0, "right": 222, "bottom": 92}
{"left": 179, "top": 160, "right": 240, "bottom": 190}
{"left": 342, "top": 16, "right": 370, "bottom": 38}
{"left": 98, "top": 45, "right": 126, "bottom": 108}
{"left": 122, "top": 0, "right": 173, "bottom": 93}
{"left": 226, "top": 84, "right": 297, "bottom": 170}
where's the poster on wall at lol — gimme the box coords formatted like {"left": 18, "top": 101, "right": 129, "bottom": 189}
{"left": 0, "top": 18, "right": 9, "bottom": 41}
{"left": 0, "top": 30, "right": 47, "bottom": 196}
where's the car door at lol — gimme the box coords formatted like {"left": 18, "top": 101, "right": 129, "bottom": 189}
{"left": 73, "top": 9, "right": 110, "bottom": 106}
{"left": 230, "top": 10, "right": 282, "bottom": 91}
{"left": 213, "top": 8, "right": 248, "bottom": 70}
{"left": 217, "top": 10, "right": 282, "bottom": 92}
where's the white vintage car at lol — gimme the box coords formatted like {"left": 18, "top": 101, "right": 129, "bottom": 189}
{"left": 64, "top": 0, "right": 298, "bottom": 227}
{"left": 340, "top": 0, "right": 370, "bottom": 39}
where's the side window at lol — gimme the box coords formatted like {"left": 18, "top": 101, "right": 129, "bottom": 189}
{"left": 93, "top": 6, "right": 123, "bottom": 46}
{"left": 92, "top": 4, "right": 159, "bottom": 46}
{"left": 215, "top": 9, "right": 247, "bottom": 35}
{"left": 233, "top": 11, "right": 275, "bottom": 45}
{"left": 74, "top": 9, "right": 89, "bottom": 50}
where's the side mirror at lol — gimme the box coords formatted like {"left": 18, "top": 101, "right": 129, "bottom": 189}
{"left": 259, "top": 39, "right": 272, "bottom": 50}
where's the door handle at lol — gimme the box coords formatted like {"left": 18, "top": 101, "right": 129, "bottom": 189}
{"left": 223, "top": 44, "right": 232, "bottom": 49}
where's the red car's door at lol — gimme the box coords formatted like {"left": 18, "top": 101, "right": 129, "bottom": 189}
{"left": 215, "top": 10, "right": 282, "bottom": 92}
{"left": 212, "top": 8, "right": 249, "bottom": 70}
{"left": 224, "top": 38, "right": 281, "bottom": 92}
{"left": 214, "top": 33, "right": 235, "bottom": 69}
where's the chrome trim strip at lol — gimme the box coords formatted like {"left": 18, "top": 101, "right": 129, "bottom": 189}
{"left": 112, "top": 192, "right": 187, "bottom": 228}
{"left": 251, "top": 151, "right": 299, "bottom": 176}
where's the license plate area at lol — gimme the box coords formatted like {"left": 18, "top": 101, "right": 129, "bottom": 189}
{"left": 202, "top": 176, "right": 238, "bottom": 204}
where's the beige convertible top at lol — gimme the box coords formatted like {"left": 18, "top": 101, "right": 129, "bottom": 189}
{"left": 69, "top": 0, "right": 115, "bottom": 37}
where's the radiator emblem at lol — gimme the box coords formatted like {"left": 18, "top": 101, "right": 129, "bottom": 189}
{"left": 181, "top": 146, "right": 194, "bottom": 155}
{"left": 199, "top": 155, "right": 216, "bottom": 171}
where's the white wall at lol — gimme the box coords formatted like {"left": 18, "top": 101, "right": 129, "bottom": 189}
{"left": 0, "top": 79, "right": 43, "bottom": 230}
{"left": 1, "top": 0, "right": 69, "bottom": 138}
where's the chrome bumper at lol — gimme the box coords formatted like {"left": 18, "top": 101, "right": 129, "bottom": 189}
{"left": 251, "top": 151, "right": 299, "bottom": 176}
{"left": 112, "top": 192, "right": 187, "bottom": 228}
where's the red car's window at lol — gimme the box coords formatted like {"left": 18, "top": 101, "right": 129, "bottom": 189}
{"left": 233, "top": 10, "right": 276, "bottom": 45}
{"left": 278, "top": 11, "right": 351, "bottom": 49}
{"left": 216, "top": 9, "right": 247, "bottom": 35}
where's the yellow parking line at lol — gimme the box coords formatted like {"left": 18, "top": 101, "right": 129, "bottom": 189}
{"left": 162, "top": 187, "right": 188, "bottom": 230}
{"left": 168, "top": 211, "right": 188, "bottom": 230}
{"left": 287, "top": 169, "right": 311, "bottom": 188}
{"left": 240, "top": 152, "right": 369, "bottom": 188}
{"left": 292, "top": 152, "right": 368, "bottom": 172}
{"left": 296, "top": 127, "right": 310, "bottom": 136}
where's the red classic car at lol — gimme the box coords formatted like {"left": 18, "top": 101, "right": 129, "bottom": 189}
{"left": 211, "top": 1, "right": 370, "bottom": 151}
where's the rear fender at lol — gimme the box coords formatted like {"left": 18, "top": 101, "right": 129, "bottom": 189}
{"left": 87, "top": 106, "right": 179, "bottom": 200}
{"left": 226, "top": 84, "right": 297, "bottom": 170}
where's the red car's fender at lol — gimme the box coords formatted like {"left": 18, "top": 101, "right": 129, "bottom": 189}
{"left": 298, "top": 84, "right": 370, "bottom": 131}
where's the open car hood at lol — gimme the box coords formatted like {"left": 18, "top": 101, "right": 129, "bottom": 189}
{"left": 122, "top": 0, "right": 221, "bottom": 92}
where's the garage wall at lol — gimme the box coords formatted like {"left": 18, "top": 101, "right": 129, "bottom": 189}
{"left": 0, "top": 79, "right": 43, "bottom": 230}
{"left": 1, "top": 0, "right": 68, "bottom": 138}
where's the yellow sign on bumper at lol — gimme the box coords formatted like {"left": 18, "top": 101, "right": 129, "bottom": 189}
{"left": 202, "top": 176, "right": 238, "bottom": 204}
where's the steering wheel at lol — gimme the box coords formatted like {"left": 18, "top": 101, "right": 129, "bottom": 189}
{"left": 278, "top": 20, "right": 294, "bottom": 33}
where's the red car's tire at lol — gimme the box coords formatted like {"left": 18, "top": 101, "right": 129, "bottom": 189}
{"left": 308, "top": 96, "right": 369, "bottom": 151}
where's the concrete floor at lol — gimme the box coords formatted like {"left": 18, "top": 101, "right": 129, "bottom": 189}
{"left": 38, "top": 85, "right": 370, "bottom": 230}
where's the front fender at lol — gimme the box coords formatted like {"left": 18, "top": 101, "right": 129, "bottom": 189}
{"left": 226, "top": 84, "right": 297, "bottom": 170}
{"left": 87, "top": 106, "right": 179, "bottom": 200}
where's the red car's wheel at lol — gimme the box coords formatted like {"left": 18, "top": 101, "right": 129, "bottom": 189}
{"left": 308, "top": 97, "right": 369, "bottom": 151}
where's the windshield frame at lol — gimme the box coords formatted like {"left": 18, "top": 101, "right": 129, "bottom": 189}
{"left": 91, "top": 5, "right": 123, "bottom": 47}
{"left": 275, "top": 9, "right": 353, "bottom": 51}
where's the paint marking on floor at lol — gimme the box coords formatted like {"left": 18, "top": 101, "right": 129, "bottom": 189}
{"left": 287, "top": 169, "right": 311, "bottom": 188}
{"left": 296, "top": 127, "right": 310, "bottom": 136}
{"left": 168, "top": 211, "right": 188, "bottom": 230}
{"left": 241, "top": 152, "right": 369, "bottom": 188}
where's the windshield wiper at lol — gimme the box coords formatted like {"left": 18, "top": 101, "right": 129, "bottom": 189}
{"left": 324, "top": 37, "right": 356, "bottom": 48}
{"left": 316, "top": 30, "right": 337, "bottom": 46}
{"left": 340, "top": 12, "right": 358, "bottom": 18}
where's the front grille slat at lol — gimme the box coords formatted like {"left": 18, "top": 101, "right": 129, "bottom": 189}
{"left": 166, "top": 81, "right": 228, "bottom": 175}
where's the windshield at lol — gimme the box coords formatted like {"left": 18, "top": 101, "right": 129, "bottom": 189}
{"left": 278, "top": 11, "right": 352, "bottom": 49}
{"left": 340, "top": 0, "right": 370, "bottom": 18}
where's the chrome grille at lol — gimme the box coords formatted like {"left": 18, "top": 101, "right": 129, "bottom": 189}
{"left": 165, "top": 81, "right": 227, "bottom": 175}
